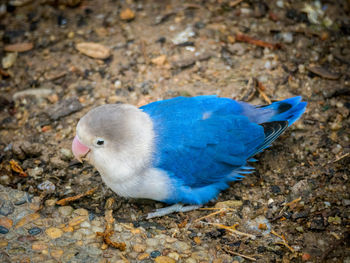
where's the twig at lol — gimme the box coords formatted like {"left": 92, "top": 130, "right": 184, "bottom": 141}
{"left": 96, "top": 210, "right": 126, "bottom": 251}
{"left": 331, "top": 152, "right": 349, "bottom": 164}
{"left": 271, "top": 230, "right": 294, "bottom": 252}
{"left": 230, "top": 0, "right": 245, "bottom": 7}
{"left": 257, "top": 82, "right": 271, "bottom": 104}
{"left": 223, "top": 246, "right": 256, "bottom": 261}
{"left": 195, "top": 208, "right": 234, "bottom": 222}
{"left": 236, "top": 33, "right": 281, "bottom": 50}
{"left": 284, "top": 197, "right": 302, "bottom": 207}
{"left": 202, "top": 222, "right": 256, "bottom": 239}
{"left": 56, "top": 187, "right": 98, "bottom": 205}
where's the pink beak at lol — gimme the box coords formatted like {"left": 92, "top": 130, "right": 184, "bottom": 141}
{"left": 72, "top": 135, "right": 90, "bottom": 163}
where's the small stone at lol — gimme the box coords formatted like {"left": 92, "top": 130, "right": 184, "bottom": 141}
{"left": 281, "top": 32, "right": 293, "bottom": 43}
{"left": 271, "top": 185, "right": 281, "bottom": 194}
{"left": 51, "top": 249, "right": 64, "bottom": 260}
{"left": 296, "top": 226, "right": 304, "bottom": 233}
{"left": 0, "top": 217, "right": 13, "bottom": 229}
{"left": 80, "top": 221, "right": 91, "bottom": 228}
{"left": 28, "top": 227, "right": 42, "bottom": 235}
{"left": 0, "top": 240, "right": 8, "bottom": 248}
{"left": 2, "top": 52, "right": 17, "bottom": 69}
{"left": 150, "top": 250, "right": 161, "bottom": 258}
{"left": 120, "top": 8, "right": 135, "bottom": 21}
{"left": 45, "top": 227, "right": 63, "bottom": 239}
{"left": 69, "top": 215, "right": 87, "bottom": 227}
{"left": 45, "top": 199, "right": 57, "bottom": 207}
{"left": 302, "top": 253, "right": 311, "bottom": 261}
{"left": 0, "top": 225, "right": 9, "bottom": 234}
{"left": 151, "top": 55, "right": 167, "bottom": 66}
{"left": 133, "top": 243, "right": 146, "bottom": 253}
{"left": 227, "top": 43, "right": 246, "bottom": 56}
{"left": 15, "top": 213, "right": 40, "bottom": 228}
{"left": 62, "top": 226, "right": 74, "bottom": 232}
{"left": 173, "top": 240, "right": 191, "bottom": 252}
{"left": 328, "top": 216, "right": 341, "bottom": 225}
{"left": 138, "top": 253, "right": 150, "bottom": 260}
{"left": 298, "top": 64, "right": 306, "bottom": 74}
{"left": 76, "top": 42, "right": 111, "bottom": 59}
{"left": 27, "top": 167, "right": 44, "bottom": 178}
{"left": 276, "top": 0, "right": 284, "bottom": 8}
{"left": 50, "top": 157, "right": 66, "bottom": 169}
{"left": 155, "top": 256, "right": 176, "bottom": 263}
{"left": 146, "top": 238, "right": 159, "bottom": 247}
{"left": 310, "top": 218, "right": 325, "bottom": 230}
{"left": 38, "top": 181, "right": 56, "bottom": 192}
{"left": 47, "top": 97, "right": 83, "bottom": 121}
{"left": 67, "top": 31, "right": 75, "bottom": 39}
{"left": 0, "top": 199, "right": 14, "bottom": 216}
{"left": 32, "top": 241, "right": 48, "bottom": 250}
{"left": 172, "top": 27, "right": 195, "bottom": 45}
{"left": 291, "top": 179, "right": 310, "bottom": 198}
{"left": 185, "top": 258, "right": 197, "bottom": 263}
{"left": 58, "top": 206, "right": 74, "bottom": 217}
{"left": 343, "top": 199, "right": 350, "bottom": 206}
{"left": 168, "top": 252, "right": 180, "bottom": 261}
{"left": 60, "top": 148, "right": 73, "bottom": 161}
{"left": 74, "top": 208, "right": 89, "bottom": 216}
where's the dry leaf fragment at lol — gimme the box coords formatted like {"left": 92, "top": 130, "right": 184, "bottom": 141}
{"left": 75, "top": 42, "right": 111, "bottom": 59}
{"left": 96, "top": 209, "right": 126, "bottom": 250}
{"left": 56, "top": 187, "right": 97, "bottom": 205}
{"left": 120, "top": 8, "right": 135, "bottom": 21}
{"left": 10, "top": 159, "right": 28, "bottom": 177}
{"left": 4, "top": 43, "right": 34, "bottom": 52}
{"left": 151, "top": 55, "right": 167, "bottom": 66}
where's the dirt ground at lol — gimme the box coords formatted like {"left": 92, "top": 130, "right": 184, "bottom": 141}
{"left": 0, "top": 0, "right": 349, "bottom": 262}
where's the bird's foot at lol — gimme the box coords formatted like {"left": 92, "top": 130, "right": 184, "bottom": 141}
{"left": 146, "top": 203, "right": 201, "bottom": 219}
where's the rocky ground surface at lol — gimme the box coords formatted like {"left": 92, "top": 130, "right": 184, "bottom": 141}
{"left": 0, "top": 0, "right": 349, "bottom": 262}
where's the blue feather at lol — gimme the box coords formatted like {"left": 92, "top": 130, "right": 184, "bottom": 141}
{"left": 140, "top": 95, "right": 306, "bottom": 204}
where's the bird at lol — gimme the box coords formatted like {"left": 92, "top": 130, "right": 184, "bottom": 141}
{"left": 72, "top": 95, "right": 306, "bottom": 218}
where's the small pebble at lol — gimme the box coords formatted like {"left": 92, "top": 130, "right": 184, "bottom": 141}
{"left": 168, "top": 252, "right": 180, "bottom": 261}
{"left": 0, "top": 225, "right": 9, "bottom": 234}
{"left": 146, "top": 238, "right": 159, "bottom": 247}
{"left": 0, "top": 240, "right": 8, "bottom": 248}
{"left": 150, "top": 250, "right": 161, "bottom": 258}
{"left": 138, "top": 253, "right": 150, "bottom": 260}
{"left": 281, "top": 32, "right": 293, "bottom": 43}
{"left": 32, "top": 241, "right": 48, "bottom": 250}
{"left": 58, "top": 206, "right": 74, "bottom": 217}
{"left": 133, "top": 243, "right": 146, "bottom": 253}
{"left": 45, "top": 227, "right": 63, "bottom": 239}
{"left": 38, "top": 180, "right": 56, "bottom": 192}
{"left": 27, "top": 167, "right": 44, "bottom": 178}
{"left": 0, "top": 217, "right": 13, "bottom": 229}
{"left": 74, "top": 208, "right": 89, "bottom": 216}
{"left": 28, "top": 227, "right": 42, "bottom": 236}
{"left": 2, "top": 52, "right": 17, "bottom": 69}
{"left": 0, "top": 199, "right": 15, "bottom": 216}
{"left": 155, "top": 256, "right": 176, "bottom": 263}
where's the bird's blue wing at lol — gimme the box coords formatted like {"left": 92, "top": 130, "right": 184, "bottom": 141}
{"left": 140, "top": 95, "right": 306, "bottom": 204}
{"left": 141, "top": 96, "right": 265, "bottom": 187}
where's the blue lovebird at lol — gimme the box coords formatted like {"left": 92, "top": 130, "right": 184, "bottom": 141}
{"left": 72, "top": 95, "right": 306, "bottom": 218}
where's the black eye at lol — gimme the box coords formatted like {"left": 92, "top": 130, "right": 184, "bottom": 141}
{"left": 96, "top": 139, "right": 104, "bottom": 146}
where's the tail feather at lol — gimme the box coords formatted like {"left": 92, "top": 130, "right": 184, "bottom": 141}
{"left": 240, "top": 96, "right": 307, "bottom": 126}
